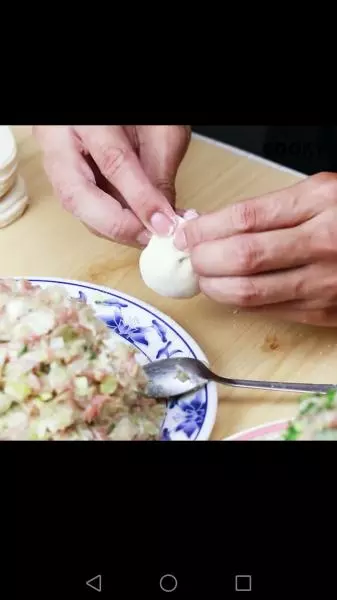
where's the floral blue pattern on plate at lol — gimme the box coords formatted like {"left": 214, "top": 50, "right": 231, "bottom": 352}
{"left": 26, "top": 278, "right": 218, "bottom": 441}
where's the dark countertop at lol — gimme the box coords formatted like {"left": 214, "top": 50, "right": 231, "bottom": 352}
{"left": 191, "top": 126, "right": 337, "bottom": 175}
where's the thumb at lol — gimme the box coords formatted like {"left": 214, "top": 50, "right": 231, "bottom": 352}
{"left": 138, "top": 126, "right": 191, "bottom": 205}
{"left": 174, "top": 211, "right": 217, "bottom": 251}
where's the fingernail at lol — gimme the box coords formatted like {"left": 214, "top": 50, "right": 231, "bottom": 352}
{"left": 137, "top": 230, "right": 151, "bottom": 246}
{"left": 150, "top": 212, "right": 176, "bottom": 236}
{"left": 183, "top": 208, "right": 199, "bottom": 221}
{"left": 174, "top": 226, "right": 187, "bottom": 250}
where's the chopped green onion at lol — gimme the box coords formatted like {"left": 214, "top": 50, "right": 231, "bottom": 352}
{"left": 325, "top": 389, "right": 336, "bottom": 409}
{"left": 18, "top": 344, "right": 28, "bottom": 356}
{"left": 283, "top": 423, "right": 301, "bottom": 441}
{"left": 100, "top": 375, "right": 118, "bottom": 395}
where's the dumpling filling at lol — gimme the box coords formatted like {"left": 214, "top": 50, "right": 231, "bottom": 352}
{"left": 0, "top": 279, "right": 166, "bottom": 440}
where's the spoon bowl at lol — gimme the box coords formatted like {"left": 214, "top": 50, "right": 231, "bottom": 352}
{"left": 143, "top": 357, "right": 337, "bottom": 399}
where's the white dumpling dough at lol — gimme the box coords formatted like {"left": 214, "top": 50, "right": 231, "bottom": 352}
{"left": 139, "top": 214, "right": 199, "bottom": 298}
{"left": 0, "top": 126, "right": 17, "bottom": 170}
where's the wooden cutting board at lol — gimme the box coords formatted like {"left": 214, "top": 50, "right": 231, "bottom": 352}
{"left": 1, "top": 125, "right": 336, "bottom": 440}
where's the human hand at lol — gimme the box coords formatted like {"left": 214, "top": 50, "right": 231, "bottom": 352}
{"left": 174, "top": 172, "right": 337, "bottom": 326}
{"left": 34, "top": 125, "right": 191, "bottom": 247}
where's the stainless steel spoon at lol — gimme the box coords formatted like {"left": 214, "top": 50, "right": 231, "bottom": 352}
{"left": 143, "top": 357, "right": 337, "bottom": 399}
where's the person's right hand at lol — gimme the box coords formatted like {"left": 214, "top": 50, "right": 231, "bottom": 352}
{"left": 33, "top": 125, "right": 190, "bottom": 247}
{"left": 174, "top": 172, "right": 337, "bottom": 326}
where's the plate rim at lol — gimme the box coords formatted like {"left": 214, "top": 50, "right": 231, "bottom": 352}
{"left": 223, "top": 419, "right": 288, "bottom": 441}
{"left": 17, "top": 276, "right": 218, "bottom": 441}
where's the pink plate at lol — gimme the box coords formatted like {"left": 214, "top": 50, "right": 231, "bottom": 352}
{"left": 225, "top": 419, "right": 289, "bottom": 441}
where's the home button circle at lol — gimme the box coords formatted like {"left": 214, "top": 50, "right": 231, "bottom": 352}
{"left": 159, "top": 574, "right": 178, "bottom": 592}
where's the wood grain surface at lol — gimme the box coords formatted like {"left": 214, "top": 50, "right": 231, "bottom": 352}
{"left": 1, "top": 126, "right": 336, "bottom": 440}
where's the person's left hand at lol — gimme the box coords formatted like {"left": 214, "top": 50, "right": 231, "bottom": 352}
{"left": 174, "top": 172, "right": 337, "bottom": 327}
{"left": 34, "top": 125, "right": 191, "bottom": 247}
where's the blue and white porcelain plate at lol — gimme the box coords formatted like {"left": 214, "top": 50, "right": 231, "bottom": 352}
{"left": 25, "top": 278, "right": 218, "bottom": 441}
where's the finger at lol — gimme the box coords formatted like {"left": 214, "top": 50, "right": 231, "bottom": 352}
{"left": 258, "top": 298, "right": 335, "bottom": 310}
{"left": 84, "top": 223, "right": 149, "bottom": 248}
{"left": 246, "top": 262, "right": 337, "bottom": 310}
{"left": 44, "top": 150, "right": 145, "bottom": 246}
{"left": 174, "top": 174, "right": 329, "bottom": 251}
{"left": 191, "top": 224, "right": 312, "bottom": 277}
{"left": 199, "top": 264, "right": 315, "bottom": 307}
{"left": 75, "top": 126, "right": 177, "bottom": 236}
{"left": 34, "top": 125, "right": 79, "bottom": 150}
{"left": 137, "top": 126, "right": 191, "bottom": 205}
{"left": 248, "top": 305, "right": 337, "bottom": 327}
{"left": 42, "top": 132, "right": 96, "bottom": 186}
{"left": 83, "top": 153, "right": 128, "bottom": 207}
{"left": 37, "top": 126, "right": 95, "bottom": 184}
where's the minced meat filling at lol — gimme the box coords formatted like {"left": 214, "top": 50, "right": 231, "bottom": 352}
{"left": 0, "top": 279, "right": 165, "bottom": 440}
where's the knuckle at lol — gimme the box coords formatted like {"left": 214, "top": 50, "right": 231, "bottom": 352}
{"left": 235, "top": 279, "right": 260, "bottom": 307}
{"left": 234, "top": 237, "right": 259, "bottom": 273}
{"left": 132, "top": 186, "right": 153, "bottom": 213}
{"left": 317, "top": 218, "right": 337, "bottom": 254}
{"left": 293, "top": 276, "right": 308, "bottom": 300}
{"left": 307, "top": 209, "right": 337, "bottom": 256}
{"left": 311, "top": 172, "right": 337, "bottom": 198}
{"left": 99, "top": 145, "right": 129, "bottom": 179}
{"left": 102, "top": 210, "right": 135, "bottom": 243}
{"left": 58, "top": 184, "right": 79, "bottom": 215}
{"left": 154, "top": 178, "right": 176, "bottom": 201}
{"left": 230, "top": 201, "right": 257, "bottom": 233}
{"left": 104, "top": 218, "right": 125, "bottom": 242}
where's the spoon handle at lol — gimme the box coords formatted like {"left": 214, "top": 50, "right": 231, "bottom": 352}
{"left": 213, "top": 375, "right": 336, "bottom": 394}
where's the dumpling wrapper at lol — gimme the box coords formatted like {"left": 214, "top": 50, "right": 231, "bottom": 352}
{"left": 139, "top": 211, "right": 199, "bottom": 299}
